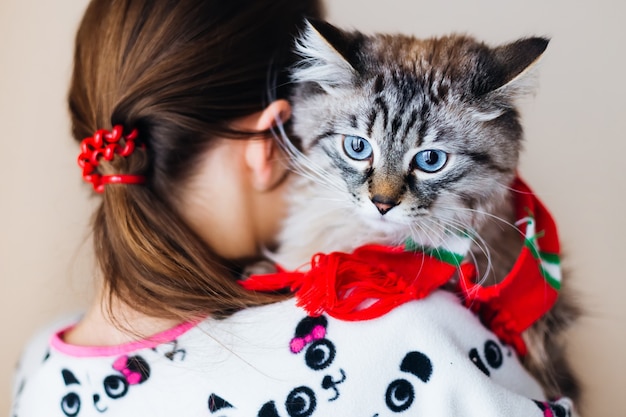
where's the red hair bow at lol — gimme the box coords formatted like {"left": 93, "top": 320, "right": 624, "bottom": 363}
{"left": 77, "top": 125, "right": 145, "bottom": 193}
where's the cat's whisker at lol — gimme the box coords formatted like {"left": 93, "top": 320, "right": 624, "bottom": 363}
{"left": 289, "top": 161, "right": 347, "bottom": 194}
{"left": 304, "top": 195, "right": 345, "bottom": 202}
{"left": 282, "top": 149, "right": 340, "bottom": 186}
{"left": 270, "top": 119, "right": 347, "bottom": 194}
{"left": 301, "top": 201, "right": 354, "bottom": 220}
{"left": 294, "top": 168, "right": 345, "bottom": 193}
{"left": 406, "top": 217, "right": 444, "bottom": 250}
{"left": 433, "top": 217, "right": 494, "bottom": 286}
{"left": 294, "top": 163, "right": 347, "bottom": 193}
{"left": 437, "top": 205, "right": 523, "bottom": 238}
{"left": 405, "top": 217, "right": 485, "bottom": 289}
{"left": 403, "top": 222, "right": 436, "bottom": 283}
{"left": 414, "top": 213, "right": 491, "bottom": 282}
{"left": 497, "top": 181, "right": 534, "bottom": 196}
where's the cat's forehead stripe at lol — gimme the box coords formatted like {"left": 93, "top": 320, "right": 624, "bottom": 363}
{"left": 364, "top": 40, "right": 464, "bottom": 113}
{"left": 349, "top": 114, "right": 358, "bottom": 129}
{"left": 366, "top": 107, "right": 377, "bottom": 138}
{"left": 373, "top": 97, "right": 389, "bottom": 129}
{"left": 460, "top": 151, "right": 509, "bottom": 174}
{"left": 373, "top": 74, "right": 384, "bottom": 94}
{"left": 402, "top": 109, "right": 419, "bottom": 142}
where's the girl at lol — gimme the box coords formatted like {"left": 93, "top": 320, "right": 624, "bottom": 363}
{"left": 11, "top": 1, "right": 577, "bottom": 416}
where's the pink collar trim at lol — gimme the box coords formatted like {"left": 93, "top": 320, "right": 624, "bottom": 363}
{"left": 50, "top": 320, "right": 199, "bottom": 358}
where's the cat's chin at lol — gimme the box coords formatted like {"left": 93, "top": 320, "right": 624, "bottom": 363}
{"left": 361, "top": 212, "right": 456, "bottom": 249}
{"left": 359, "top": 212, "right": 413, "bottom": 239}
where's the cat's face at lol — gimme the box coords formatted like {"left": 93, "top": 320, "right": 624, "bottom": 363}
{"left": 286, "top": 22, "right": 547, "bottom": 247}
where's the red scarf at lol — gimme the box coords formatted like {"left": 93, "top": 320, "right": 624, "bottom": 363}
{"left": 241, "top": 177, "right": 561, "bottom": 356}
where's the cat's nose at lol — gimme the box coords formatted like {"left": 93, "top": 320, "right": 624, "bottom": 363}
{"left": 371, "top": 195, "right": 399, "bottom": 215}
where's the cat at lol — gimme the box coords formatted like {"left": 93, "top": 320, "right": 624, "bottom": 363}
{"left": 269, "top": 20, "right": 581, "bottom": 403}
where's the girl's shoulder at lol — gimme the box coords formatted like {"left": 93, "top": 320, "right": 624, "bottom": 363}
{"left": 11, "top": 295, "right": 577, "bottom": 417}
{"left": 12, "top": 313, "right": 81, "bottom": 393}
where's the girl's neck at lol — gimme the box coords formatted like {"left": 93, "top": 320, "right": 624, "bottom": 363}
{"left": 62, "top": 289, "right": 181, "bottom": 347}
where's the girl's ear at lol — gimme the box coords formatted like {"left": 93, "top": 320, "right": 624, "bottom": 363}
{"left": 245, "top": 99, "right": 292, "bottom": 191}
{"left": 254, "top": 99, "right": 292, "bottom": 134}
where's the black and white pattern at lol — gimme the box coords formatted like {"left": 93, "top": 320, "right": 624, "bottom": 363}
{"left": 12, "top": 291, "right": 576, "bottom": 416}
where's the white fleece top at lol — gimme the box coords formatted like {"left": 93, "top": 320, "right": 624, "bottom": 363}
{"left": 11, "top": 291, "right": 575, "bottom": 417}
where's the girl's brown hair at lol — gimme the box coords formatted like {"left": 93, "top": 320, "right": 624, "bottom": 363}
{"left": 69, "top": 0, "right": 324, "bottom": 321}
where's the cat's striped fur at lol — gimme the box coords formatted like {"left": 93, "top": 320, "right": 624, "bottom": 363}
{"left": 272, "top": 21, "right": 580, "bottom": 402}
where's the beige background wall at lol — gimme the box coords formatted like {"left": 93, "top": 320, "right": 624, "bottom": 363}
{"left": 1, "top": 0, "right": 624, "bottom": 415}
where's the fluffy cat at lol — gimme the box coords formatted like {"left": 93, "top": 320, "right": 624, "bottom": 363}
{"left": 270, "top": 21, "right": 580, "bottom": 402}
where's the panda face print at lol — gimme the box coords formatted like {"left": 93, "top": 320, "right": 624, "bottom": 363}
{"left": 469, "top": 339, "right": 509, "bottom": 377}
{"left": 59, "top": 355, "right": 150, "bottom": 416}
{"left": 304, "top": 339, "right": 346, "bottom": 403}
{"left": 290, "top": 316, "right": 346, "bottom": 402}
{"left": 380, "top": 351, "right": 433, "bottom": 415}
{"left": 255, "top": 386, "right": 319, "bottom": 417}
{"left": 249, "top": 316, "right": 346, "bottom": 417}
{"left": 60, "top": 369, "right": 128, "bottom": 415}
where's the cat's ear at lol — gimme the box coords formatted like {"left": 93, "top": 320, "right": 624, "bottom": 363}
{"left": 474, "top": 37, "right": 549, "bottom": 99}
{"left": 292, "top": 20, "right": 360, "bottom": 94}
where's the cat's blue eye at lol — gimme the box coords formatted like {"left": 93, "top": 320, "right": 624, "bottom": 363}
{"left": 413, "top": 149, "right": 448, "bottom": 173}
{"left": 342, "top": 135, "right": 373, "bottom": 161}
